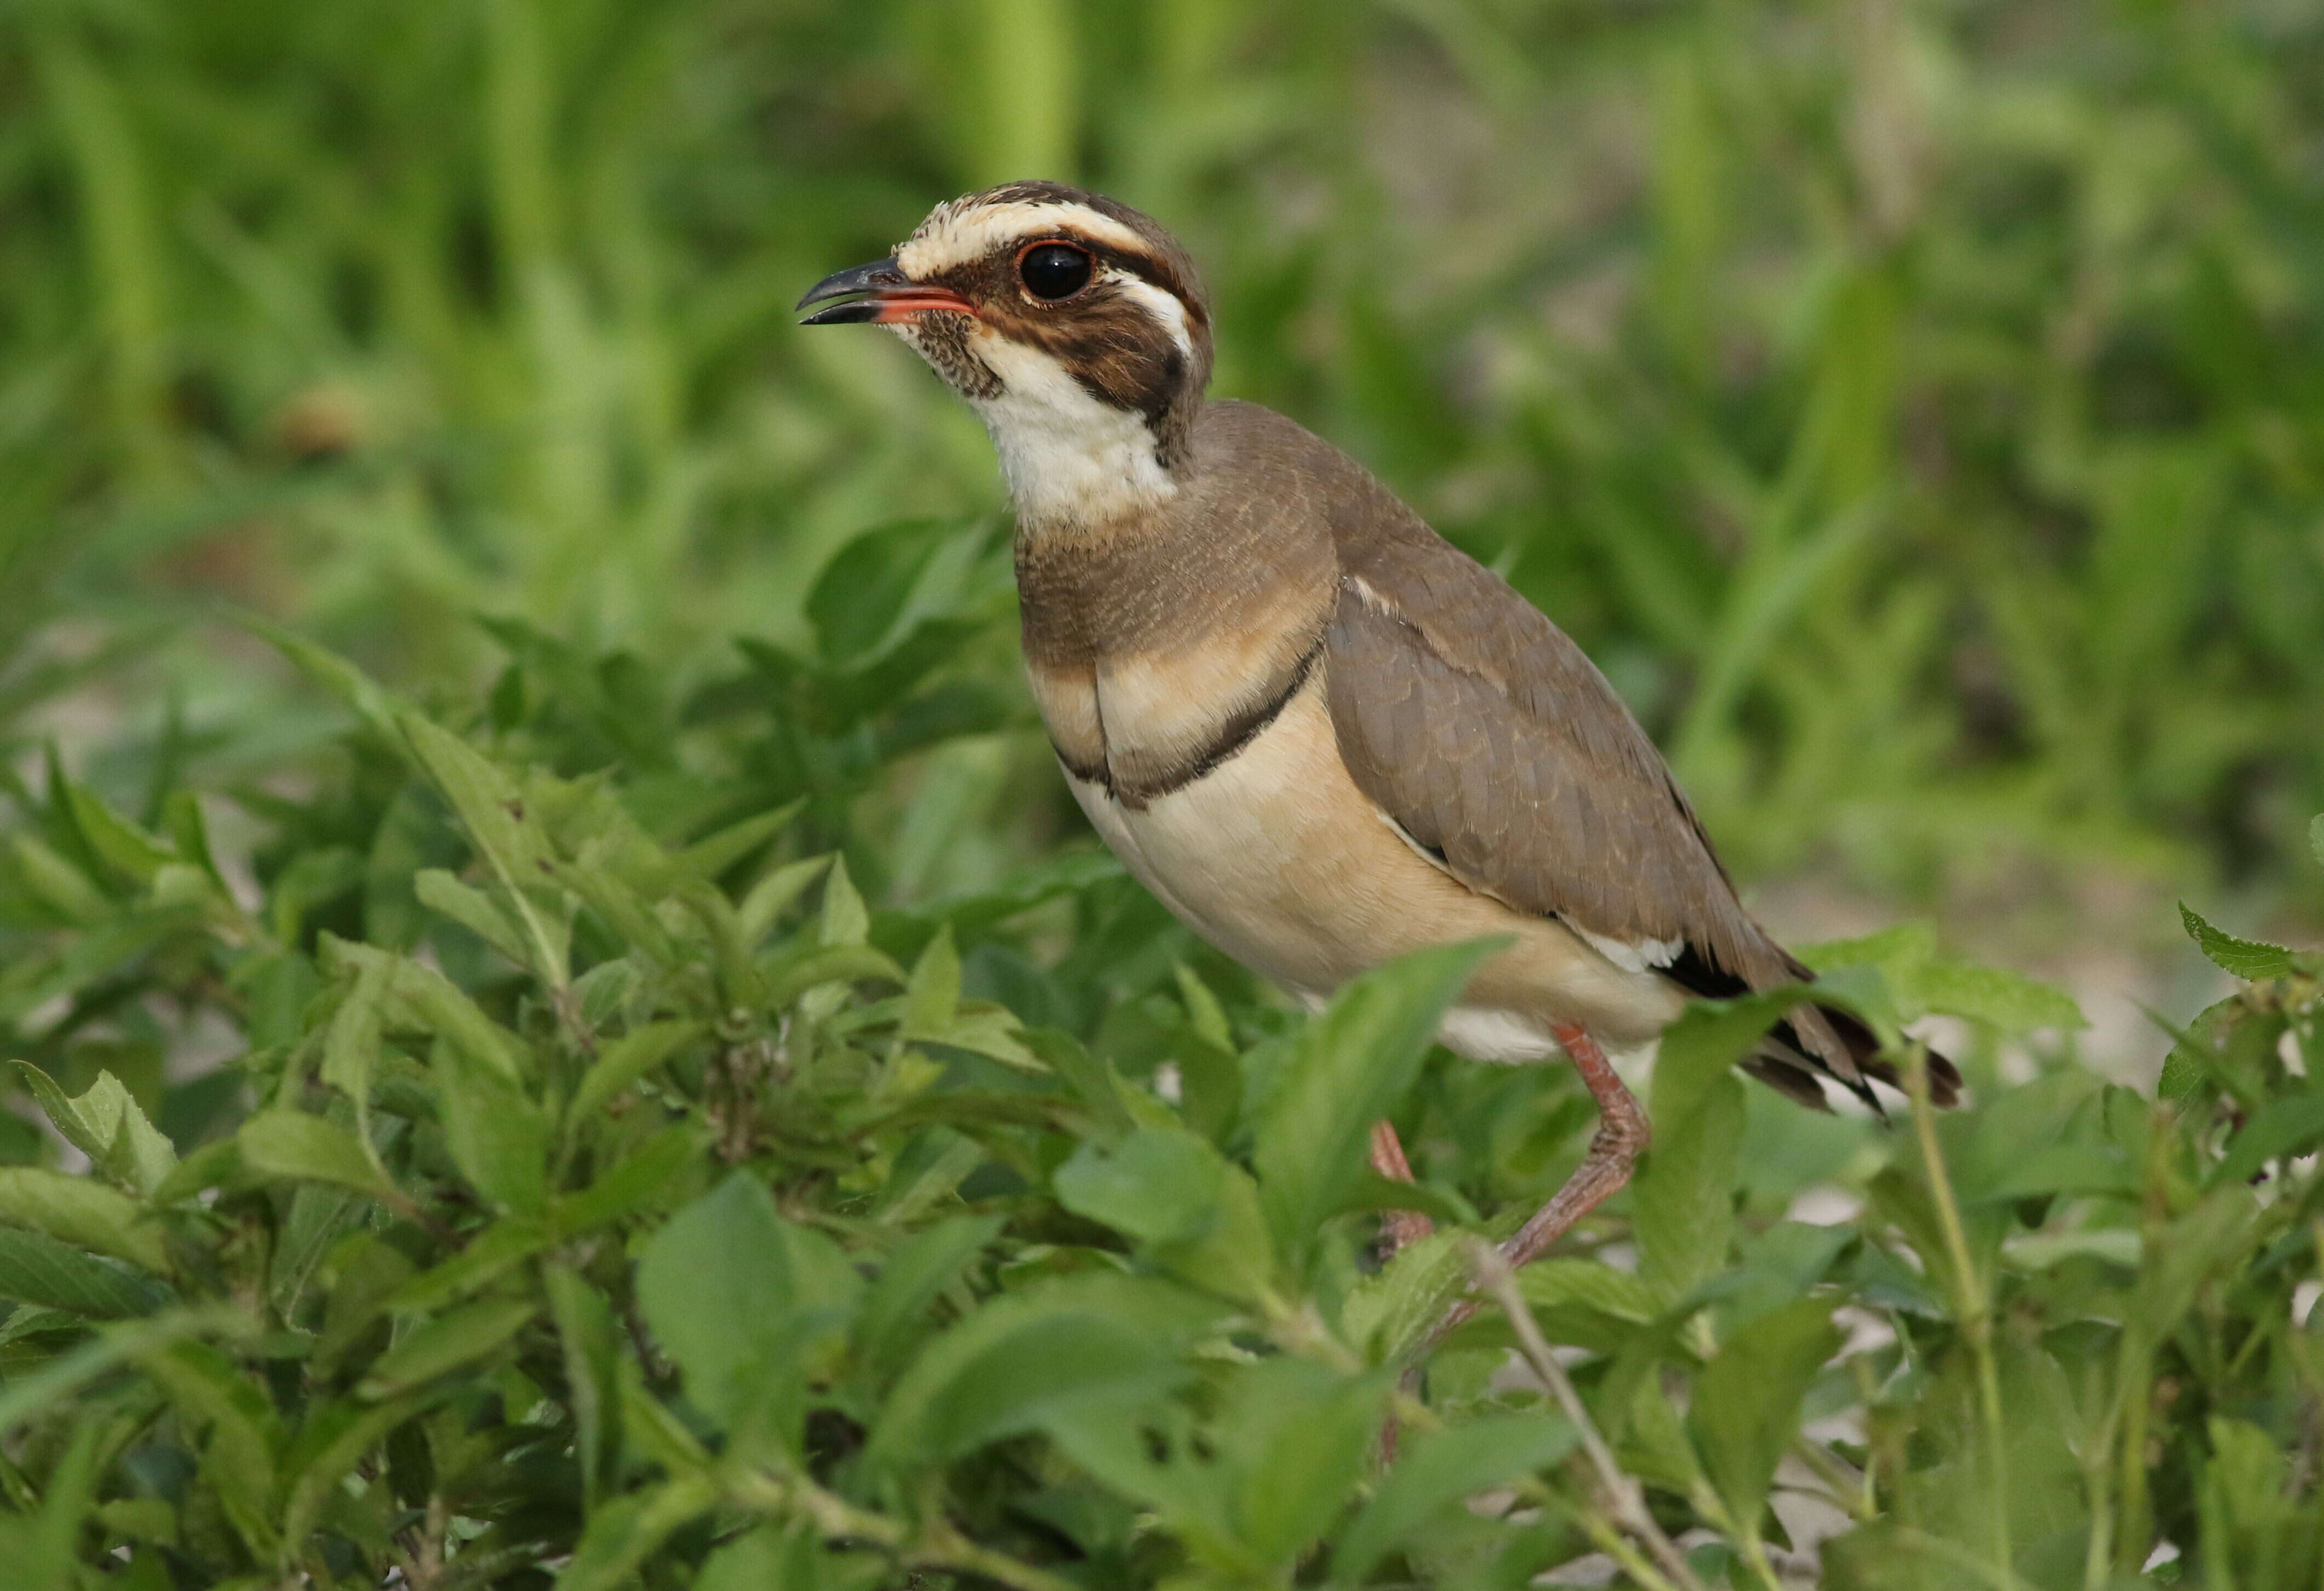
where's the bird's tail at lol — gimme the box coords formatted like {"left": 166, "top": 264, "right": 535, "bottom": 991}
{"left": 1745, "top": 1001, "right": 1962, "bottom": 1114}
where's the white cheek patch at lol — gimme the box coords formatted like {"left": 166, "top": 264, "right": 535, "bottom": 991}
{"left": 966, "top": 333, "right": 1176, "bottom": 527}
{"left": 898, "top": 201, "right": 1154, "bottom": 278}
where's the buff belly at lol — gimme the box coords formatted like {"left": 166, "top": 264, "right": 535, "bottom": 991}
{"left": 1056, "top": 678, "right": 1683, "bottom": 1058}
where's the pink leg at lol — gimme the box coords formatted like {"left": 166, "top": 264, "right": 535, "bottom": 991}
{"left": 1370, "top": 1119, "right": 1435, "bottom": 1255}
{"left": 1435, "top": 1022, "right": 1649, "bottom": 1337}
{"left": 1502, "top": 1023, "right": 1650, "bottom": 1265}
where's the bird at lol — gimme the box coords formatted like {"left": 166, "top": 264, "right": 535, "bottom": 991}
{"left": 799, "top": 180, "right": 1959, "bottom": 1277}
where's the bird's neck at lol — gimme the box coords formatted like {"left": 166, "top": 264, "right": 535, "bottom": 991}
{"left": 964, "top": 338, "right": 1199, "bottom": 534}
{"left": 977, "top": 391, "right": 1180, "bottom": 533}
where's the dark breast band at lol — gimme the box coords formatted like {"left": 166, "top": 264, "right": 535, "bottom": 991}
{"left": 1060, "top": 640, "right": 1322, "bottom": 811}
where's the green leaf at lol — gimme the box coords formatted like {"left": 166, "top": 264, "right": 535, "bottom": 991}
{"left": 10, "top": 832, "right": 110, "bottom": 922}
{"left": 137, "top": 1340, "right": 280, "bottom": 1553}
{"left": 2179, "top": 902, "right": 2298, "bottom": 982}
{"left": 1221, "top": 1359, "right": 1393, "bottom": 1569}
{"left": 697, "top": 1521, "right": 824, "bottom": 1591}
{"left": 554, "top": 1471, "right": 721, "bottom": 1591}
{"left": 414, "top": 867, "right": 533, "bottom": 965}
{"left": 1253, "top": 939, "right": 1499, "bottom": 1269}
{"left": 867, "top": 1274, "right": 1217, "bottom": 1470}
{"left": 358, "top": 1295, "right": 537, "bottom": 1399}
{"left": 1041, "top": 1355, "right": 1386, "bottom": 1573}
{"left": 821, "top": 854, "right": 869, "bottom": 947}
{"left": 1688, "top": 1296, "right": 1842, "bottom": 1529}
{"left": 1801, "top": 922, "right": 2084, "bottom": 1033}
{"left": 322, "top": 938, "right": 531, "bottom": 1084}
{"left": 398, "top": 712, "right": 568, "bottom": 984}
{"left": 676, "top": 800, "right": 804, "bottom": 882}
{"left": 854, "top": 1214, "right": 1004, "bottom": 1379}
{"left": 0, "top": 1307, "right": 240, "bottom": 1434}
{"left": 808, "top": 517, "right": 948, "bottom": 665}
{"left": 762, "top": 943, "right": 905, "bottom": 1009}
{"left": 320, "top": 956, "right": 389, "bottom": 1165}
{"left": 1331, "top": 1412, "right": 1577, "bottom": 1579}
{"left": 555, "top": 1127, "right": 698, "bottom": 1233}
{"left": 1343, "top": 1230, "right": 1472, "bottom": 1363}
{"left": 736, "top": 854, "right": 834, "bottom": 948}
{"left": 1055, "top": 1125, "right": 1224, "bottom": 1246}
{"left": 636, "top": 1174, "right": 862, "bottom": 1447}
{"left": 2311, "top": 814, "right": 2322, "bottom": 873}
{"left": 568, "top": 1019, "right": 706, "bottom": 1121}
{"left": 902, "top": 921, "right": 962, "bottom": 1031}
{"left": 1636, "top": 991, "right": 1796, "bottom": 1298}
{"left": 383, "top": 1217, "right": 555, "bottom": 1315}
{"left": 248, "top": 620, "right": 409, "bottom": 740}
{"left": 236, "top": 1111, "right": 399, "bottom": 1203}
{"left": 0, "top": 1226, "right": 171, "bottom": 1317}
{"left": 1909, "top": 960, "right": 2087, "bottom": 1034}
{"left": 2211, "top": 1094, "right": 2324, "bottom": 1188}
{"left": 0, "top": 1167, "right": 169, "bottom": 1274}
{"left": 278, "top": 1390, "right": 435, "bottom": 1558}
{"left": 1055, "top": 1125, "right": 1276, "bottom": 1302}
{"left": 59, "top": 777, "right": 175, "bottom": 885}
{"left": 432, "top": 1037, "right": 549, "bottom": 1215}
{"left": 1520, "top": 1257, "right": 1664, "bottom": 1324}
{"left": 8, "top": 1063, "right": 177, "bottom": 1196}
{"left": 547, "top": 1264, "right": 623, "bottom": 1508}
{"left": 903, "top": 1002, "right": 1045, "bottom": 1071}
{"left": 1174, "top": 962, "right": 1234, "bottom": 1051}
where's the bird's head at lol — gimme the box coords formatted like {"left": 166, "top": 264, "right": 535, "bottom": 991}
{"left": 799, "top": 181, "right": 1212, "bottom": 528}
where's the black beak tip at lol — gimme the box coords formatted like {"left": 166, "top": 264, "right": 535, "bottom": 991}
{"left": 795, "top": 255, "right": 909, "bottom": 316}
{"left": 798, "top": 301, "right": 884, "bottom": 327}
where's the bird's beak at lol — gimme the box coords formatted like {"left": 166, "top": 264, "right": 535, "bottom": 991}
{"left": 796, "top": 257, "right": 978, "bottom": 326}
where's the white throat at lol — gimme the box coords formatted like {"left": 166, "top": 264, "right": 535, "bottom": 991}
{"left": 962, "top": 333, "right": 1178, "bottom": 531}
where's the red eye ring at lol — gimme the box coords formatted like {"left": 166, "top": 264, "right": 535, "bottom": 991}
{"left": 1016, "top": 239, "right": 1096, "bottom": 303}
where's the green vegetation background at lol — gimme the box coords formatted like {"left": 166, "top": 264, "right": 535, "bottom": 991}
{"left": 1, "top": 1, "right": 2322, "bottom": 1587}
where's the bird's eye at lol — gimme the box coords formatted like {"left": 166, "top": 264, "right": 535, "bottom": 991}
{"left": 1018, "top": 243, "right": 1093, "bottom": 301}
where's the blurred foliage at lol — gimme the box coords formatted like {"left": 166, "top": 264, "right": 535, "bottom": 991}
{"left": 0, "top": 0, "right": 2320, "bottom": 898}
{"left": 0, "top": 597, "right": 2316, "bottom": 1587}
{"left": 4, "top": 0, "right": 2324, "bottom": 1584}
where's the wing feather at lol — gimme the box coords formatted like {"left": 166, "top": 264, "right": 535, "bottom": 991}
{"left": 1323, "top": 526, "right": 1961, "bottom": 1107}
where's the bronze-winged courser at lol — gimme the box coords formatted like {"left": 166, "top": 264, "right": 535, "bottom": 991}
{"left": 799, "top": 182, "right": 1959, "bottom": 1274}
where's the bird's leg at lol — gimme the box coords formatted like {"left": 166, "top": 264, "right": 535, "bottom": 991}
{"left": 1428, "top": 1023, "right": 1648, "bottom": 1343}
{"left": 1501, "top": 1022, "right": 1649, "bottom": 1267}
{"left": 1369, "top": 1119, "right": 1434, "bottom": 1255}
{"left": 1369, "top": 1120, "right": 1434, "bottom": 1462}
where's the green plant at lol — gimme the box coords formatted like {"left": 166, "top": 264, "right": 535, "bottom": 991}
{"left": 5, "top": 2, "right": 2324, "bottom": 1584}
{"left": 1, "top": 576, "right": 2318, "bottom": 1587}
{"left": 4, "top": 0, "right": 2321, "bottom": 894}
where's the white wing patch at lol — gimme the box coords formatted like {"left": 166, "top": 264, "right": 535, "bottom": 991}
{"left": 1569, "top": 923, "right": 1682, "bottom": 976}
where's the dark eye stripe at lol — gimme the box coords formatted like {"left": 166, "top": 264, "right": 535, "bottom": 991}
{"left": 1040, "top": 236, "right": 1207, "bottom": 328}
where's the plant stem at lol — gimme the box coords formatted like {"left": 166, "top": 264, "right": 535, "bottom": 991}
{"left": 1792, "top": 1436, "right": 1877, "bottom": 1523}
{"left": 1905, "top": 1043, "right": 2012, "bottom": 1581}
{"left": 1472, "top": 1240, "right": 1709, "bottom": 1591}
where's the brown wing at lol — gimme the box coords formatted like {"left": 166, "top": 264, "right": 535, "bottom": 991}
{"left": 1323, "top": 519, "right": 1957, "bottom": 1108}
